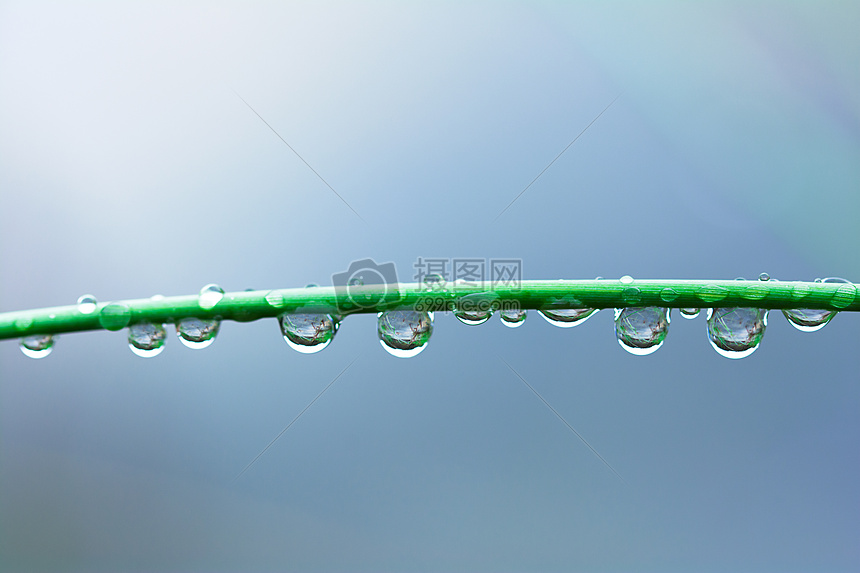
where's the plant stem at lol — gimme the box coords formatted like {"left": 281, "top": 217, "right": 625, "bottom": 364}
{"left": 1, "top": 279, "right": 856, "bottom": 341}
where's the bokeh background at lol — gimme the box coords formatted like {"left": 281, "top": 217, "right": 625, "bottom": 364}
{"left": 1, "top": 2, "right": 858, "bottom": 571}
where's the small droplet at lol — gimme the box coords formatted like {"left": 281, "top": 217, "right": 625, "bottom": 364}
{"left": 77, "top": 294, "right": 97, "bottom": 314}
{"left": 741, "top": 283, "right": 768, "bottom": 300}
{"left": 697, "top": 284, "right": 728, "bottom": 303}
{"left": 680, "top": 308, "right": 700, "bottom": 320}
{"left": 98, "top": 302, "right": 131, "bottom": 331}
{"left": 14, "top": 316, "right": 33, "bottom": 331}
{"left": 198, "top": 284, "right": 225, "bottom": 310}
{"left": 176, "top": 317, "right": 220, "bottom": 349}
{"left": 422, "top": 273, "right": 446, "bottom": 291}
{"left": 378, "top": 310, "right": 433, "bottom": 358}
{"left": 782, "top": 308, "right": 835, "bottom": 333}
{"left": 453, "top": 305, "right": 492, "bottom": 326}
{"left": 500, "top": 308, "right": 527, "bottom": 328}
{"left": 538, "top": 308, "right": 597, "bottom": 328}
{"left": 265, "top": 290, "right": 286, "bottom": 309}
{"left": 825, "top": 277, "right": 855, "bottom": 309}
{"left": 20, "top": 334, "right": 54, "bottom": 359}
{"left": 791, "top": 283, "right": 811, "bottom": 300}
{"left": 614, "top": 307, "right": 669, "bottom": 356}
{"left": 621, "top": 287, "right": 642, "bottom": 304}
{"left": 150, "top": 294, "right": 166, "bottom": 301}
{"left": 659, "top": 288, "right": 679, "bottom": 302}
{"left": 619, "top": 275, "right": 634, "bottom": 284}
{"left": 348, "top": 277, "right": 364, "bottom": 287}
{"left": 759, "top": 273, "right": 770, "bottom": 281}
{"left": 706, "top": 308, "right": 767, "bottom": 359}
{"left": 279, "top": 313, "right": 336, "bottom": 354}
{"left": 128, "top": 322, "right": 167, "bottom": 358}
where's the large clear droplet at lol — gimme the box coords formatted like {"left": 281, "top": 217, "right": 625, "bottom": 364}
{"left": 538, "top": 308, "right": 597, "bottom": 328}
{"left": 614, "top": 307, "right": 670, "bottom": 356}
{"left": 706, "top": 308, "right": 767, "bottom": 359}
{"left": 77, "top": 294, "right": 97, "bottom": 315}
{"left": 680, "top": 308, "right": 700, "bottom": 320}
{"left": 198, "top": 284, "right": 225, "bottom": 310}
{"left": 782, "top": 309, "right": 835, "bottom": 332}
{"left": 176, "top": 317, "right": 220, "bottom": 349}
{"left": 128, "top": 322, "right": 167, "bottom": 358}
{"left": 378, "top": 310, "right": 433, "bottom": 358}
{"left": 279, "top": 313, "right": 336, "bottom": 354}
{"left": 500, "top": 308, "right": 527, "bottom": 328}
{"left": 20, "top": 334, "right": 54, "bottom": 359}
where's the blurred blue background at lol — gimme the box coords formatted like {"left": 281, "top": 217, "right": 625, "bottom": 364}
{"left": 1, "top": 2, "right": 858, "bottom": 571}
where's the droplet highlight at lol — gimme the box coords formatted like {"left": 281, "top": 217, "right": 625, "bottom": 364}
{"left": 198, "top": 284, "right": 225, "bottom": 310}
{"left": 128, "top": 322, "right": 167, "bottom": 358}
{"left": 378, "top": 310, "right": 433, "bottom": 358}
{"left": 538, "top": 308, "right": 597, "bottom": 328}
{"left": 265, "top": 290, "right": 286, "bottom": 309}
{"left": 499, "top": 308, "right": 527, "bottom": 328}
{"left": 176, "top": 317, "right": 220, "bottom": 349}
{"left": 20, "top": 334, "right": 54, "bottom": 359}
{"left": 279, "top": 313, "right": 336, "bottom": 354}
{"left": 619, "top": 275, "right": 634, "bottom": 284}
{"left": 706, "top": 308, "right": 767, "bottom": 359}
{"left": 77, "top": 294, "right": 97, "bottom": 314}
{"left": 614, "top": 307, "right": 670, "bottom": 356}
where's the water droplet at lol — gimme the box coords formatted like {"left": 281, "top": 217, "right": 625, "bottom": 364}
{"left": 14, "top": 316, "right": 33, "bottom": 331}
{"left": 825, "top": 277, "right": 855, "bottom": 309}
{"left": 697, "top": 284, "right": 728, "bottom": 303}
{"left": 150, "top": 294, "right": 165, "bottom": 301}
{"left": 660, "top": 288, "right": 679, "bottom": 302}
{"left": 98, "top": 302, "right": 131, "bottom": 331}
{"left": 619, "top": 275, "right": 634, "bottom": 284}
{"left": 453, "top": 303, "right": 493, "bottom": 326}
{"left": 622, "top": 287, "right": 642, "bottom": 304}
{"left": 500, "top": 308, "right": 527, "bottom": 328}
{"left": 538, "top": 308, "right": 597, "bottom": 328}
{"left": 759, "top": 273, "right": 770, "bottom": 281}
{"left": 348, "top": 277, "right": 364, "bottom": 287}
{"left": 614, "top": 307, "right": 669, "bottom": 356}
{"left": 791, "top": 283, "right": 811, "bottom": 300}
{"left": 378, "top": 311, "right": 433, "bottom": 358}
{"left": 20, "top": 334, "right": 54, "bottom": 359}
{"left": 128, "top": 322, "right": 167, "bottom": 358}
{"left": 198, "top": 284, "right": 225, "bottom": 310}
{"left": 741, "top": 283, "right": 768, "bottom": 300}
{"left": 782, "top": 308, "right": 835, "bottom": 333}
{"left": 814, "top": 278, "right": 822, "bottom": 283}
{"left": 422, "top": 273, "right": 446, "bottom": 291}
{"left": 265, "top": 290, "right": 286, "bottom": 308}
{"left": 176, "top": 317, "right": 220, "bottom": 349}
{"left": 706, "top": 308, "right": 767, "bottom": 359}
{"left": 680, "top": 308, "right": 700, "bottom": 320}
{"left": 278, "top": 313, "right": 336, "bottom": 354}
{"left": 77, "top": 294, "right": 97, "bottom": 314}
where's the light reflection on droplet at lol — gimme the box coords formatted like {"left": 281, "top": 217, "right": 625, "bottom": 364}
{"left": 378, "top": 310, "right": 433, "bottom": 358}
{"left": 20, "top": 334, "right": 54, "bottom": 359}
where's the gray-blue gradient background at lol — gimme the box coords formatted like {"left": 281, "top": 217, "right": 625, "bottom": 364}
{"left": 1, "top": 2, "right": 858, "bottom": 571}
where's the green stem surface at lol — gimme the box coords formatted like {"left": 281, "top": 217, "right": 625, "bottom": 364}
{"left": 1, "top": 279, "right": 857, "bottom": 341}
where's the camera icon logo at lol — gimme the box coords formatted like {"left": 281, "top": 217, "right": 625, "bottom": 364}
{"left": 332, "top": 258, "right": 401, "bottom": 313}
